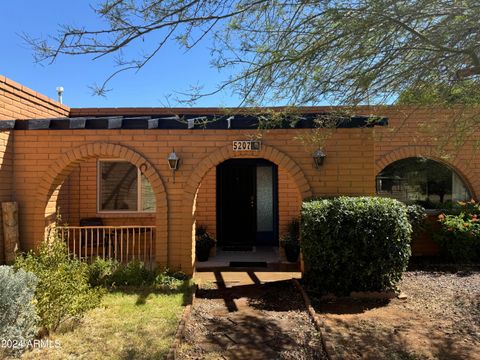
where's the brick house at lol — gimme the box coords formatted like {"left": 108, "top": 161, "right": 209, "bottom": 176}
{"left": 0, "top": 76, "right": 477, "bottom": 275}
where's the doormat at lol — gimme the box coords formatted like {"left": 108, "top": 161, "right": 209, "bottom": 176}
{"left": 229, "top": 261, "right": 268, "bottom": 268}
{"left": 222, "top": 245, "right": 253, "bottom": 251}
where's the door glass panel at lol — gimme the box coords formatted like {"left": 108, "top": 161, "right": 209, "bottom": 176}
{"left": 256, "top": 165, "right": 273, "bottom": 232}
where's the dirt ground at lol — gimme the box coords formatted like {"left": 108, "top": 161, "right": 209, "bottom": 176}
{"left": 311, "top": 270, "right": 480, "bottom": 360}
{"left": 177, "top": 280, "right": 326, "bottom": 360}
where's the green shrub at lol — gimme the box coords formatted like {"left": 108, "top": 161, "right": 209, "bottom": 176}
{"left": 434, "top": 200, "right": 480, "bottom": 263}
{"left": 153, "top": 268, "right": 189, "bottom": 290}
{"left": 406, "top": 204, "right": 427, "bottom": 237}
{"left": 301, "top": 197, "right": 412, "bottom": 295}
{"left": 0, "top": 266, "right": 38, "bottom": 356}
{"left": 15, "top": 239, "right": 104, "bottom": 333}
{"left": 108, "top": 259, "right": 156, "bottom": 286}
{"left": 89, "top": 258, "right": 187, "bottom": 289}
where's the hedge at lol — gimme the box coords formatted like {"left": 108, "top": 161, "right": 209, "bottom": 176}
{"left": 301, "top": 197, "right": 412, "bottom": 295}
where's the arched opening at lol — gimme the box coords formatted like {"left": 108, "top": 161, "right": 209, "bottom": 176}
{"left": 183, "top": 144, "right": 310, "bottom": 273}
{"left": 376, "top": 157, "right": 472, "bottom": 209}
{"left": 35, "top": 143, "right": 168, "bottom": 268}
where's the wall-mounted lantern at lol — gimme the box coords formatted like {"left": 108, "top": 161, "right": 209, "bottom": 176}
{"left": 168, "top": 149, "right": 180, "bottom": 182}
{"left": 313, "top": 149, "right": 326, "bottom": 169}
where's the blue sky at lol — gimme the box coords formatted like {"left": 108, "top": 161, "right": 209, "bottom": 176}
{"left": 0, "top": 1, "right": 240, "bottom": 108}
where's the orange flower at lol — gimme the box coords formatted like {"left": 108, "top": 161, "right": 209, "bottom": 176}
{"left": 438, "top": 213, "right": 445, "bottom": 220}
{"left": 464, "top": 223, "right": 469, "bottom": 227}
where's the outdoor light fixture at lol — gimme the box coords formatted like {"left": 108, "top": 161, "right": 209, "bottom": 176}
{"left": 313, "top": 149, "right": 326, "bottom": 169}
{"left": 167, "top": 149, "right": 180, "bottom": 182}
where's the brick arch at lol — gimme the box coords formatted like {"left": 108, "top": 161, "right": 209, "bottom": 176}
{"left": 33, "top": 142, "right": 168, "bottom": 266}
{"left": 180, "top": 143, "right": 312, "bottom": 272}
{"left": 375, "top": 146, "right": 477, "bottom": 198}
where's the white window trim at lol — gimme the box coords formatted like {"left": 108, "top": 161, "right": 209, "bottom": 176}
{"left": 97, "top": 159, "right": 156, "bottom": 214}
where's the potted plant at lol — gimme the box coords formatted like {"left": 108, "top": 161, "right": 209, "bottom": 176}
{"left": 281, "top": 219, "right": 300, "bottom": 262}
{"left": 195, "top": 225, "right": 215, "bottom": 262}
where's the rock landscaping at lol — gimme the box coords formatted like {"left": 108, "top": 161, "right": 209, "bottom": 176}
{"left": 310, "top": 270, "right": 480, "bottom": 360}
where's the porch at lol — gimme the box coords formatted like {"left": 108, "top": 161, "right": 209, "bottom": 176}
{"left": 195, "top": 246, "right": 300, "bottom": 272}
{"left": 44, "top": 155, "right": 159, "bottom": 268}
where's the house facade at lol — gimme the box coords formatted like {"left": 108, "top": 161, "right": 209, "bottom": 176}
{"left": 0, "top": 76, "right": 478, "bottom": 274}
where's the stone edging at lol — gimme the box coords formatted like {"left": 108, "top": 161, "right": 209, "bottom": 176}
{"left": 166, "top": 283, "right": 197, "bottom": 360}
{"left": 292, "top": 279, "right": 333, "bottom": 360}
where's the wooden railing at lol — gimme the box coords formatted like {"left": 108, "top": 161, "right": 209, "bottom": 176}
{"left": 53, "top": 226, "right": 155, "bottom": 266}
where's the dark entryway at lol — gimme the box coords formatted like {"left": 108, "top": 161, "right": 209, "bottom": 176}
{"left": 217, "top": 159, "right": 278, "bottom": 250}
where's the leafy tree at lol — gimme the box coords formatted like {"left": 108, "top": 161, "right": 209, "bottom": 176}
{"left": 25, "top": 0, "right": 480, "bottom": 105}
{"left": 397, "top": 81, "right": 480, "bottom": 106}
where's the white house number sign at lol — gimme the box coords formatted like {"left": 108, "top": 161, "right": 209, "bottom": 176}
{"left": 232, "top": 140, "right": 261, "bottom": 151}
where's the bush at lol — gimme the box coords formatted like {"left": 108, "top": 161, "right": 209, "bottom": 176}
{"left": 88, "top": 258, "right": 187, "bottom": 289}
{"left": 88, "top": 257, "right": 119, "bottom": 287}
{"left": 154, "top": 268, "right": 189, "bottom": 289}
{"left": 406, "top": 204, "right": 427, "bottom": 237}
{"left": 434, "top": 200, "right": 480, "bottom": 263}
{"left": 0, "top": 266, "right": 38, "bottom": 356}
{"left": 301, "top": 197, "right": 412, "bottom": 295}
{"left": 108, "top": 260, "right": 156, "bottom": 286}
{"left": 15, "top": 239, "right": 104, "bottom": 333}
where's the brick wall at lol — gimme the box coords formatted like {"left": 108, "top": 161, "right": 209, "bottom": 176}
{"left": 195, "top": 167, "right": 216, "bottom": 237}
{"left": 0, "top": 76, "right": 69, "bottom": 262}
{"left": 5, "top": 84, "right": 479, "bottom": 269}
{"left": 278, "top": 167, "right": 302, "bottom": 236}
{"left": 12, "top": 128, "right": 374, "bottom": 273}
{"left": 373, "top": 107, "right": 480, "bottom": 255}
{"left": 0, "top": 76, "right": 69, "bottom": 120}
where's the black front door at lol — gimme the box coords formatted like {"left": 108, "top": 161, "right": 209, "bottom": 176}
{"left": 217, "top": 159, "right": 278, "bottom": 250}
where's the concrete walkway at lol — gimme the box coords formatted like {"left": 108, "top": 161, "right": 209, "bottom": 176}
{"left": 178, "top": 274, "right": 326, "bottom": 360}
{"left": 194, "top": 269, "right": 302, "bottom": 287}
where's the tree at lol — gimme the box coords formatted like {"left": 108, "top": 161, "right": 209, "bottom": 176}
{"left": 397, "top": 81, "right": 480, "bottom": 106}
{"left": 25, "top": 0, "right": 480, "bottom": 106}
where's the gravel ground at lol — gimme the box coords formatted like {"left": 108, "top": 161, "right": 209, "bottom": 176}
{"left": 313, "top": 270, "right": 480, "bottom": 360}
{"left": 400, "top": 270, "right": 480, "bottom": 339}
{"left": 177, "top": 281, "right": 327, "bottom": 360}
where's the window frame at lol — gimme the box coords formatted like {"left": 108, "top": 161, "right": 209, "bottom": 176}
{"left": 97, "top": 159, "right": 156, "bottom": 214}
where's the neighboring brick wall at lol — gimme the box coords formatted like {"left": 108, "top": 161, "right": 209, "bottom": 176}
{"left": 0, "top": 76, "right": 69, "bottom": 262}
{"left": 0, "top": 76, "right": 69, "bottom": 120}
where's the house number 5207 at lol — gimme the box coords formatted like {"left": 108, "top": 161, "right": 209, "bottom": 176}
{"left": 232, "top": 140, "right": 261, "bottom": 151}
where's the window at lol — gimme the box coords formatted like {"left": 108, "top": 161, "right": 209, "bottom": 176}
{"left": 376, "top": 157, "right": 471, "bottom": 209}
{"left": 98, "top": 160, "right": 156, "bottom": 212}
